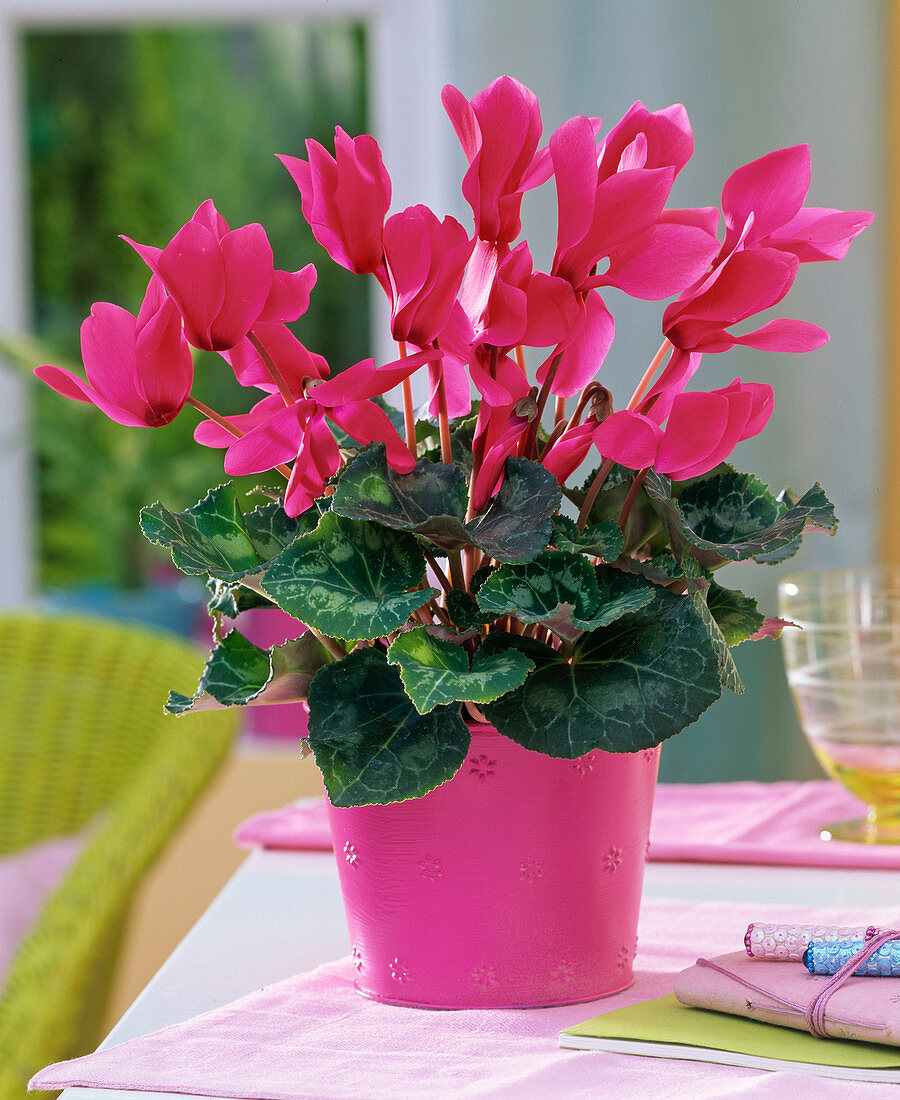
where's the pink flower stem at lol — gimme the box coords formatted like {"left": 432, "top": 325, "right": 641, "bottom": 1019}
{"left": 537, "top": 419, "right": 567, "bottom": 461}
{"left": 397, "top": 340, "right": 417, "bottom": 453}
{"left": 248, "top": 332, "right": 296, "bottom": 407}
{"left": 186, "top": 396, "right": 293, "bottom": 482}
{"left": 522, "top": 352, "right": 562, "bottom": 459}
{"left": 514, "top": 344, "right": 527, "bottom": 376}
{"left": 432, "top": 341, "right": 466, "bottom": 592}
{"left": 554, "top": 395, "right": 566, "bottom": 424}
{"left": 306, "top": 625, "right": 348, "bottom": 662}
{"left": 626, "top": 338, "right": 671, "bottom": 411}
{"left": 576, "top": 456, "right": 616, "bottom": 531}
{"left": 618, "top": 467, "right": 649, "bottom": 531}
{"left": 423, "top": 550, "right": 452, "bottom": 594}
{"left": 564, "top": 382, "right": 604, "bottom": 433}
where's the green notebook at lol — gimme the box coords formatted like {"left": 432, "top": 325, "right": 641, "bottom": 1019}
{"left": 560, "top": 995, "right": 900, "bottom": 1083}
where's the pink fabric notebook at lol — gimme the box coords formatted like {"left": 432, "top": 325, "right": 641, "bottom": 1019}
{"left": 676, "top": 950, "right": 900, "bottom": 1045}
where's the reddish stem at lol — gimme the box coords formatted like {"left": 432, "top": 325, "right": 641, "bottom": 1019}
{"left": 187, "top": 396, "right": 292, "bottom": 481}
{"left": 576, "top": 456, "right": 615, "bottom": 531}
{"left": 627, "top": 338, "right": 671, "bottom": 412}
{"left": 397, "top": 340, "right": 417, "bottom": 453}
{"left": 248, "top": 332, "right": 295, "bottom": 407}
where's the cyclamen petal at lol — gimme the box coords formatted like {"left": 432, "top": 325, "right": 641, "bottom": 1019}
{"left": 279, "top": 127, "right": 391, "bottom": 276}
{"left": 35, "top": 283, "right": 193, "bottom": 428}
{"left": 384, "top": 206, "right": 474, "bottom": 347}
{"left": 443, "top": 76, "right": 544, "bottom": 244}
{"left": 593, "top": 411, "right": 661, "bottom": 470}
{"left": 210, "top": 223, "right": 274, "bottom": 350}
{"left": 541, "top": 421, "right": 595, "bottom": 484}
{"left": 731, "top": 318, "right": 829, "bottom": 353}
{"left": 258, "top": 264, "right": 317, "bottom": 324}
{"left": 722, "top": 145, "right": 810, "bottom": 245}
{"left": 539, "top": 291, "right": 614, "bottom": 398}
{"left": 194, "top": 393, "right": 285, "bottom": 448}
{"left": 598, "top": 102, "right": 693, "bottom": 179}
{"left": 325, "top": 399, "right": 416, "bottom": 473}
{"left": 134, "top": 296, "right": 194, "bottom": 417}
{"left": 223, "top": 401, "right": 309, "bottom": 476}
{"left": 224, "top": 324, "right": 328, "bottom": 395}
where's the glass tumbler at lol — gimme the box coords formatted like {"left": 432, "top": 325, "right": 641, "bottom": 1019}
{"left": 778, "top": 567, "right": 900, "bottom": 843}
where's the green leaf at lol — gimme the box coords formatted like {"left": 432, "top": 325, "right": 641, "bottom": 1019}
{"left": 387, "top": 626, "right": 534, "bottom": 713}
{"left": 307, "top": 647, "right": 470, "bottom": 805}
{"left": 206, "top": 577, "right": 275, "bottom": 619}
{"left": 476, "top": 554, "right": 654, "bottom": 642}
{"left": 705, "top": 581, "right": 766, "bottom": 646}
{"left": 244, "top": 500, "right": 316, "bottom": 561}
{"left": 445, "top": 589, "right": 493, "bottom": 631}
{"left": 690, "top": 587, "right": 745, "bottom": 695}
{"left": 165, "top": 629, "right": 331, "bottom": 714}
{"left": 140, "top": 484, "right": 317, "bottom": 581}
{"left": 262, "top": 511, "right": 437, "bottom": 640}
{"left": 645, "top": 468, "right": 838, "bottom": 562}
{"left": 467, "top": 457, "right": 561, "bottom": 562}
{"left": 480, "top": 583, "right": 721, "bottom": 755}
{"left": 476, "top": 550, "right": 601, "bottom": 625}
{"left": 549, "top": 515, "right": 624, "bottom": 561}
{"left": 330, "top": 444, "right": 471, "bottom": 552}
{"left": 332, "top": 446, "right": 560, "bottom": 563}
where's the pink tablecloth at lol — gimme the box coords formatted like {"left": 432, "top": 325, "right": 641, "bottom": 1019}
{"left": 235, "top": 781, "right": 900, "bottom": 869}
{"left": 30, "top": 898, "right": 900, "bottom": 1099}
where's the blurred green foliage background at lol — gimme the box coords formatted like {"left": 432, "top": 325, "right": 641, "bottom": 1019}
{"left": 24, "top": 22, "right": 369, "bottom": 589}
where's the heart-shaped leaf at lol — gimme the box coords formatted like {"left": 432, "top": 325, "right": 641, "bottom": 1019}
{"left": 476, "top": 555, "right": 655, "bottom": 641}
{"left": 166, "top": 629, "right": 330, "bottom": 714}
{"left": 690, "top": 588, "right": 744, "bottom": 695}
{"left": 262, "top": 511, "right": 437, "bottom": 640}
{"left": 331, "top": 444, "right": 470, "bottom": 551}
{"left": 332, "top": 447, "right": 559, "bottom": 563}
{"left": 480, "top": 583, "right": 721, "bottom": 755}
{"left": 549, "top": 515, "right": 624, "bottom": 561}
{"left": 141, "top": 484, "right": 316, "bottom": 581}
{"left": 705, "top": 582, "right": 766, "bottom": 646}
{"left": 645, "top": 468, "right": 838, "bottom": 562}
{"left": 468, "top": 457, "right": 561, "bottom": 562}
{"left": 306, "top": 647, "right": 470, "bottom": 805}
{"left": 387, "top": 626, "right": 534, "bottom": 713}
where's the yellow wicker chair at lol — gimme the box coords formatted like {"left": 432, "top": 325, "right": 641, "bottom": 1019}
{"left": 0, "top": 613, "right": 238, "bottom": 1097}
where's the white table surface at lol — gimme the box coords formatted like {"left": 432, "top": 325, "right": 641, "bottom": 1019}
{"left": 58, "top": 849, "right": 899, "bottom": 1100}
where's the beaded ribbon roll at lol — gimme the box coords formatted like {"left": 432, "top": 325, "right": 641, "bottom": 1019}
{"left": 804, "top": 938, "right": 900, "bottom": 976}
{"left": 744, "top": 922, "right": 877, "bottom": 961}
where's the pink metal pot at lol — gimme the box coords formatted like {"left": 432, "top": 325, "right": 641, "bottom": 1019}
{"left": 326, "top": 723, "right": 659, "bottom": 1008}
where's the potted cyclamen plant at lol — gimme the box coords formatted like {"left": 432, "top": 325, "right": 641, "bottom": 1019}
{"left": 36, "top": 76, "right": 871, "bottom": 1009}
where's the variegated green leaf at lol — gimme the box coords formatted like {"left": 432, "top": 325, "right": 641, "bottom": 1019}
{"left": 262, "top": 511, "right": 437, "bottom": 640}
{"left": 307, "top": 647, "right": 470, "bottom": 805}
{"left": 387, "top": 626, "right": 533, "bottom": 713}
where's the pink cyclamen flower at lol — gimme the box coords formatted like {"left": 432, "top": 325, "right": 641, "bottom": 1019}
{"left": 383, "top": 205, "right": 474, "bottom": 347}
{"left": 197, "top": 349, "right": 438, "bottom": 516}
{"left": 662, "top": 242, "right": 828, "bottom": 356}
{"left": 279, "top": 127, "right": 391, "bottom": 276}
{"left": 35, "top": 276, "right": 193, "bottom": 428}
{"left": 550, "top": 112, "right": 719, "bottom": 296}
{"left": 720, "top": 144, "right": 874, "bottom": 263}
{"left": 123, "top": 200, "right": 286, "bottom": 353}
{"left": 593, "top": 378, "right": 774, "bottom": 482}
{"left": 442, "top": 76, "right": 551, "bottom": 246}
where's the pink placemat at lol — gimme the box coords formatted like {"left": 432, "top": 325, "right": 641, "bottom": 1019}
{"left": 234, "top": 781, "right": 900, "bottom": 869}
{"left": 31, "top": 899, "right": 900, "bottom": 1099}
